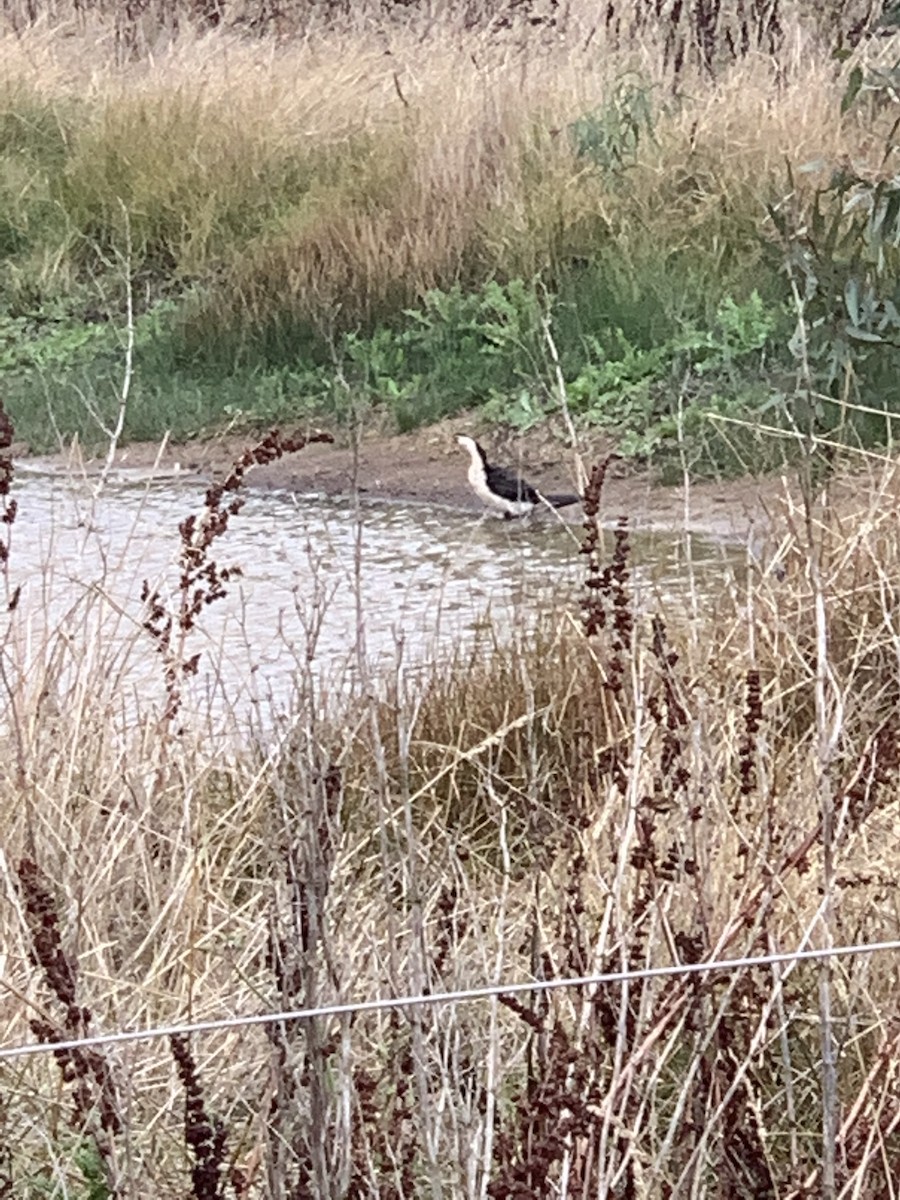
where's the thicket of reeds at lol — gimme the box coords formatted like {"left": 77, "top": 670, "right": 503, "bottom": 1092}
{"left": 3, "top": 0, "right": 900, "bottom": 451}
{"left": 1, "top": 395, "right": 899, "bottom": 1195}
{"left": 0, "top": 0, "right": 873, "bottom": 336}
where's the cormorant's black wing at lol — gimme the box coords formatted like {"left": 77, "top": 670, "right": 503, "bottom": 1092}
{"left": 544, "top": 492, "right": 581, "bottom": 509}
{"left": 484, "top": 462, "right": 539, "bottom": 504}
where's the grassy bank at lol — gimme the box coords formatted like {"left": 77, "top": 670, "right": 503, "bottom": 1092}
{"left": 2, "top": 406, "right": 900, "bottom": 1193}
{"left": 2, "top": 2, "right": 900, "bottom": 467}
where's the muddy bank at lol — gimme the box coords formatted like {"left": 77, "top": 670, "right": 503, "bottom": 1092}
{"left": 18, "top": 417, "right": 792, "bottom": 541}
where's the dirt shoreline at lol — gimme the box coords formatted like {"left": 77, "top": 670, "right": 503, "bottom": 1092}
{"left": 18, "top": 417, "right": 790, "bottom": 542}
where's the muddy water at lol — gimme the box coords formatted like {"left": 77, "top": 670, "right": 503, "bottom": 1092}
{"left": 5, "top": 466, "right": 736, "bottom": 735}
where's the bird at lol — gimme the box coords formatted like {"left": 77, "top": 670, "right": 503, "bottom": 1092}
{"left": 455, "top": 435, "right": 581, "bottom": 520}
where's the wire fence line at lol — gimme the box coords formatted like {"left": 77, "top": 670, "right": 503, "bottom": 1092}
{"left": 2, "top": 937, "right": 899, "bottom": 1064}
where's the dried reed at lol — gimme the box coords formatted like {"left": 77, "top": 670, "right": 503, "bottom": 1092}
{"left": 1, "top": 436, "right": 900, "bottom": 1193}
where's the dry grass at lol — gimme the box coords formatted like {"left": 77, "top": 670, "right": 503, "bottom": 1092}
{"left": 1, "top": 411, "right": 900, "bottom": 1193}
{"left": 0, "top": 0, "right": 895, "bottom": 344}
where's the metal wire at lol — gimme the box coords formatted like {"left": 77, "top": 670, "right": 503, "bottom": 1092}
{"left": 2, "top": 937, "right": 899, "bottom": 1063}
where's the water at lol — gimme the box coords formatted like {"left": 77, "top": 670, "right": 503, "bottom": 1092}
{"left": 3, "top": 464, "right": 734, "bottom": 737}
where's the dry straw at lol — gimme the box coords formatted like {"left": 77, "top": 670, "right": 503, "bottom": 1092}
{"left": 2, "top": 1, "right": 900, "bottom": 1193}
{"left": 3, "top": 404, "right": 900, "bottom": 1192}
{"left": 0, "top": 0, "right": 885, "bottom": 338}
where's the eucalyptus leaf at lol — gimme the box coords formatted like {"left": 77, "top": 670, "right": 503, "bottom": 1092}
{"left": 845, "top": 326, "right": 884, "bottom": 342}
{"left": 841, "top": 66, "right": 864, "bottom": 115}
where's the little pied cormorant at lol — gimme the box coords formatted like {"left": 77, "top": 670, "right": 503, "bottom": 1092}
{"left": 456, "top": 435, "right": 580, "bottom": 519}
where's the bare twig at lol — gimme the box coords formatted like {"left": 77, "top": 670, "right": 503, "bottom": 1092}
{"left": 91, "top": 200, "right": 136, "bottom": 498}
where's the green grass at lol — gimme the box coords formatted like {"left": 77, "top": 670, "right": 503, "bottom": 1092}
{"left": 3, "top": 273, "right": 790, "bottom": 465}
{"left": 3, "top": 4, "right": 900, "bottom": 469}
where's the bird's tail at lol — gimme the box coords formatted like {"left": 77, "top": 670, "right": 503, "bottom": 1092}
{"left": 542, "top": 492, "right": 581, "bottom": 510}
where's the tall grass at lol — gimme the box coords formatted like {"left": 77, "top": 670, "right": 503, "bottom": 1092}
{"left": 2, "top": 1, "right": 899, "bottom": 450}
{"left": 2, "top": 407, "right": 900, "bottom": 1193}
{"left": 0, "top": 9, "right": 859, "bottom": 335}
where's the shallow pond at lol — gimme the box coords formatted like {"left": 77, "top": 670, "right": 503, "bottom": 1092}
{"left": 4, "top": 465, "right": 740, "bottom": 736}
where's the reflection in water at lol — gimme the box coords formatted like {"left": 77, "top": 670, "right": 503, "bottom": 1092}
{"left": 5, "top": 467, "right": 734, "bottom": 736}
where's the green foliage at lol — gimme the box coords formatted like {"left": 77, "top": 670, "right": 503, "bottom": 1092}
{"left": 561, "top": 291, "right": 778, "bottom": 458}
{"left": 0, "top": 62, "right": 799, "bottom": 469}
{"left": 22, "top": 1138, "right": 111, "bottom": 1199}
{"left": 3, "top": 272, "right": 784, "bottom": 468}
{"left": 0, "top": 316, "right": 101, "bottom": 373}
{"left": 11, "top": 51, "right": 898, "bottom": 474}
{"left": 0, "top": 96, "right": 75, "bottom": 273}
{"left": 343, "top": 279, "right": 548, "bottom": 431}
{"left": 765, "top": 66, "right": 900, "bottom": 450}
{"left": 73, "top": 1141, "right": 111, "bottom": 1200}
{"left": 568, "top": 77, "right": 656, "bottom": 179}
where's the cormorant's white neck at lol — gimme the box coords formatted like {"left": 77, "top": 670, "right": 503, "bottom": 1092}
{"left": 456, "top": 435, "right": 486, "bottom": 470}
{"left": 456, "top": 434, "right": 534, "bottom": 518}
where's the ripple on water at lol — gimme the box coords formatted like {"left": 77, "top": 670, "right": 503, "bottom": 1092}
{"left": 5, "top": 469, "right": 739, "bottom": 737}
{"left": 5, "top": 472, "right": 584, "bottom": 731}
